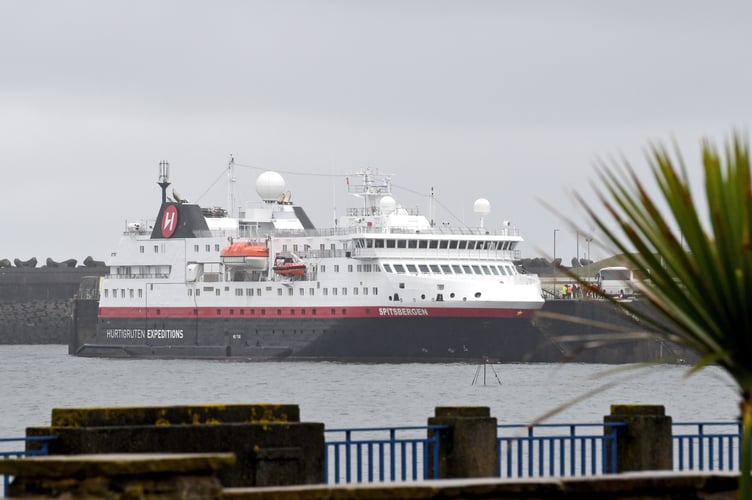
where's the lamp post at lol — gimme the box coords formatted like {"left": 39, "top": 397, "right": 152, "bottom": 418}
{"left": 576, "top": 231, "right": 580, "bottom": 267}
{"left": 553, "top": 229, "right": 560, "bottom": 261}
{"left": 586, "top": 237, "right": 593, "bottom": 262}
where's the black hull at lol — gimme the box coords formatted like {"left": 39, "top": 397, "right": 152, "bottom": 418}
{"left": 77, "top": 315, "right": 560, "bottom": 362}
{"left": 71, "top": 298, "right": 698, "bottom": 363}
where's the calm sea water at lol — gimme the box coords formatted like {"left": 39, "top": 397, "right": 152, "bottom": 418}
{"left": 0, "top": 345, "right": 740, "bottom": 438}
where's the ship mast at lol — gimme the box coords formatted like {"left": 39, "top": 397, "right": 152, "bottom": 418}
{"left": 158, "top": 160, "right": 170, "bottom": 205}
{"left": 227, "top": 155, "right": 236, "bottom": 218}
{"left": 346, "top": 168, "right": 392, "bottom": 217}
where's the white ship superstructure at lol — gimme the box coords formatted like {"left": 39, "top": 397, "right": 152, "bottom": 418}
{"left": 78, "top": 164, "right": 544, "bottom": 361}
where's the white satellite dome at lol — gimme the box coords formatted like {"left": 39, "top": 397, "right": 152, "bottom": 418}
{"left": 473, "top": 198, "right": 491, "bottom": 216}
{"left": 380, "top": 196, "right": 397, "bottom": 215}
{"left": 256, "top": 171, "right": 286, "bottom": 202}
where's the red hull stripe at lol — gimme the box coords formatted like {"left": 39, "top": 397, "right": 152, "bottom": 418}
{"left": 98, "top": 306, "right": 535, "bottom": 319}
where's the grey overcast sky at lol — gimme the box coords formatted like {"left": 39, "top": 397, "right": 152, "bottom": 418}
{"left": 2, "top": 0, "right": 751, "bottom": 264}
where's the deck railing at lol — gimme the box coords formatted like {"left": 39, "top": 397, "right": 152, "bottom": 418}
{"left": 1, "top": 436, "right": 56, "bottom": 497}
{"left": 324, "top": 426, "right": 447, "bottom": 484}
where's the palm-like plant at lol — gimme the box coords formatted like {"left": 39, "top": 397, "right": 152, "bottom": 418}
{"left": 576, "top": 131, "right": 752, "bottom": 496}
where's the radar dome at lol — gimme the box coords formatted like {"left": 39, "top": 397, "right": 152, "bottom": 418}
{"left": 473, "top": 198, "right": 491, "bottom": 216}
{"left": 256, "top": 171, "right": 286, "bottom": 202}
{"left": 380, "top": 196, "right": 397, "bottom": 215}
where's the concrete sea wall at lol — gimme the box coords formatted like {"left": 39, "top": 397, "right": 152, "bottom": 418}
{"left": 0, "top": 266, "right": 106, "bottom": 344}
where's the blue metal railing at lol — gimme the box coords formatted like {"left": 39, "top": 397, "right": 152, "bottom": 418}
{"left": 324, "top": 425, "right": 447, "bottom": 484}
{"left": 0, "top": 421, "right": 744, "bottom": 492}
{"left": 673, "top": 421, "right": 741, "bottom": 472}
{"left": 497, "top": 422, "right": 625, "bottom": 478}
{"left": 1, "top": 436, "right": 56, "bottom": 497}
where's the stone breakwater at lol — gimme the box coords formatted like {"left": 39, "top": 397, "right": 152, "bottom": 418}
{"left": 0, "top": 299, "right": 73, "bottom": 344}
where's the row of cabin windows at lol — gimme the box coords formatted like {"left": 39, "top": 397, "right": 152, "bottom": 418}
{"left": 104, "top": 288, "right": 144, "bottom": 299}
{"left": 105, "top": 286, "right": 379, "bottom": 299}
{"left": 319, "top": 263, "right": 378, "bottom": 273}
{"left": 139, "top": 243, "right": 223, "bottom": 254}
{"left": 383, "top": 262, "right": 516, "bottom": 277}
{"left": 353, "top": 238, "right": 516, "bottom": 251}
{"left": 199, "top": 287, "right": 378, "bottom": 297}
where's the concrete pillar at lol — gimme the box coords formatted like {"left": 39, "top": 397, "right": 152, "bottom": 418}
{"left": 604, "top": 404, "right": 672, "bottom": 473}
{"left": 427, "top": 406, "right": 498, "bottom": 478}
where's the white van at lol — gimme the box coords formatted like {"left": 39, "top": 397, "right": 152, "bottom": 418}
{"left": 595, "top": 266, "right": 635, "bottom": 297}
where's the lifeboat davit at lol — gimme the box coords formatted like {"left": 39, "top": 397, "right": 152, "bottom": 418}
{"left": 220, "top": 241, "right": 269, "bottom": 270}
{"left": 273, "top": 256, "right": 306, "bottom": 277}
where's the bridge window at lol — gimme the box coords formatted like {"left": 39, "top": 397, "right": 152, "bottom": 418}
{"left": 393, "top": 264, "right": 406, "bottom": 274}
{"left": 407, "top": 264, "right": 417, "bottom": 273}
{"left": 430, "top": 264, "right": 441, "bottom": 273}
{"left": 419, "top": 264, "right": 429, "bottom": 273}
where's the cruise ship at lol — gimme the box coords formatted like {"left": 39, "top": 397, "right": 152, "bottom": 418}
{"left": 74, "top": 161, "right": 545, "bottom": 361}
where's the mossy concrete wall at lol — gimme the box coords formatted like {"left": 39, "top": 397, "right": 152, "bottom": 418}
{"left": 27, "top": 404, "right": 324, "bottom": 488}
{"left": 0, "top": 452, "right": 234, "bottom": 499}
{"left": 222, "top": 472, "right": 738, "bottom": 499}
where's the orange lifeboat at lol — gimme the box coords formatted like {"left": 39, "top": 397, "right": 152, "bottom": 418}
{"left": 273, "top": 255, "right": 306, "bottom": 277}
{"left": 220, "top": 241, "right": 269, "bottom": 270}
